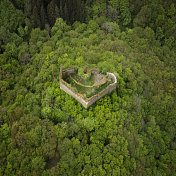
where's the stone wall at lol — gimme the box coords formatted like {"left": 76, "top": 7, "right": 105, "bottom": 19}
{"left": 63, "top": 68, "right": 75, "bottom": 74}
{"left": 60, "top": 80, "right": 89, "bottom": 108}
{"left": 85, "top": 72, "right": 117, "bottom": 107}
{"left": 60, "top": 66, "right": 117, "bottom": 108}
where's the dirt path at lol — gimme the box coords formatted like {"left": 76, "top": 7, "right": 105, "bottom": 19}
{"left": 70, "top": 74, "right": 107, "bottom": 88}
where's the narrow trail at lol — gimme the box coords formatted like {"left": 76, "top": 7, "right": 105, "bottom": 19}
{"left": 70, "top": 75, "right": 107, "bottom": 88}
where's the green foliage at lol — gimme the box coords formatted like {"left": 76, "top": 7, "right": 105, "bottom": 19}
{"left": 0, "top": 0, "right": 176, "bottom": 175}
{"left": 51, "top": 18, "right": 70, "bottom": 37}
{"left": 119, "top": 0, "right": 131, "bottom": 26}
{"left": 78, "top": 67, "right": 84, "bottom": 77}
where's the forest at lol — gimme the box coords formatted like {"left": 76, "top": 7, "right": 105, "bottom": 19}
{"left": 0, "top": 0, "right": 176, "bottom": 175}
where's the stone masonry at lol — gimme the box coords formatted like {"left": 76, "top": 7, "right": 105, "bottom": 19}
{"left": 59, "top": 66, "right": 117, "bottom": 108}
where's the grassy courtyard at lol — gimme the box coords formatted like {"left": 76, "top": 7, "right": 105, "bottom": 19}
{"left": 62, "top": 69, "right": 113, "bottom": 98}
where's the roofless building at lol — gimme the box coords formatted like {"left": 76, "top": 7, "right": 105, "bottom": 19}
{"left": 60, "top": 65, "right": 117, "bottom": 108}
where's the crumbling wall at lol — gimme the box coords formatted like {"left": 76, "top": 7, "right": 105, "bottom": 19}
{"left": 60, "top": 80, "right": 89, "bottom": 108}
{"left": 60, "top": 66, "right": 117, "bottom": 108}
{"left": 63, "top": 68, "right": 75, "bottom": 74}
{"left": 85, "top": 72, "right": 117, "bottom": 107}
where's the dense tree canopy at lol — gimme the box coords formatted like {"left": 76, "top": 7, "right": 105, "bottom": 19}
{"left": 0, "top": 0, "right": 176, "bottom": 175}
